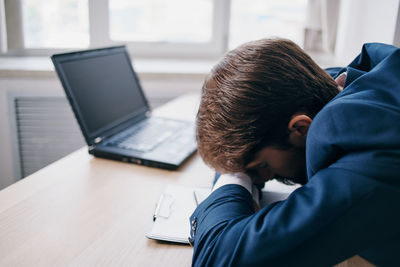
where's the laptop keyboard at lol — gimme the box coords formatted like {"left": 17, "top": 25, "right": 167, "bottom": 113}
{"left": 106, "top": 118, "right": 186, "bottom": 152}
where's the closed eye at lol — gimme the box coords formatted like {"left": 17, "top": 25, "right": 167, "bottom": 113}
{"left": 258, "top": 162, "right": 269, "bottom": 168}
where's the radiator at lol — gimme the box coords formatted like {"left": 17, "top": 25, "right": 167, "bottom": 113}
{"left": 15, "top": 97, "right": 85, "bottom": 178}
{"left": 13, "top": 96, "right": 171, "bottom": 178}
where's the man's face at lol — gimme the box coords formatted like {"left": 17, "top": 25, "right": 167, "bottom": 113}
{"left": 245, "top": 146, "right": 307, "bottom": 185}
{"left": 244, "top": 113, "right": 313, "bottom": 185}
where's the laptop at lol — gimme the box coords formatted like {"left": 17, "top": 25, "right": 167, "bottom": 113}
{"left": 51, "top": 46, "right": 197, "bottom": 170}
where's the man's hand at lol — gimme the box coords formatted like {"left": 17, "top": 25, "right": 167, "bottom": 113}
{"left": 335, "top": 72, "right": 347, "bottom": 92}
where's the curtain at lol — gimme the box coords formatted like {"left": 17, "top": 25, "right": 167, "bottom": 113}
{"left": 303, "top": 0, "right": 340, "bottom": 53}
{"left": 304, "top": 0, "right": 400, "bottom": 64}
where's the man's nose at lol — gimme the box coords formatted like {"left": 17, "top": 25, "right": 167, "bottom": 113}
{"left": 258, "top": 168, "right": 275, "bottom": 181}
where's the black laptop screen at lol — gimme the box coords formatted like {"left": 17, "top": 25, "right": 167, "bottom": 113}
{"left": 59, "top": 51, "right": 148, "bottom": 135}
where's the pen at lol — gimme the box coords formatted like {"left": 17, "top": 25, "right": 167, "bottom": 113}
{"left": 153, "top": 193, "right": 165, "bottom": 221}
{"left": 193, "top": 190, "right": 199, "bottom": 206}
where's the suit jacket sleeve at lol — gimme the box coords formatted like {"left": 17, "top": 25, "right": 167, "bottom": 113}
{"left": 190, "top": 167, "right": 400, "bottom": 266}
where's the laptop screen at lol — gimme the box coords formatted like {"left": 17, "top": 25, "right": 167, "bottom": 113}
{"left": 55, "top": 48, "right": 148, "bottom": 140}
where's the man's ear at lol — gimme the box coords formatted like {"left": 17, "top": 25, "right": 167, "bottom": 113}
{"left": 288, "top": 114, "right": 312, "bottom": 147}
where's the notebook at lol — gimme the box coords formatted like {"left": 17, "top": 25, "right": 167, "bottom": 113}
{"left": 146, "top": 181, "right": 298, "bottom": 244}
{"left": 51, "top": 46, "right": 197, "bottom": 170}
{"left": 147, "top": 184, "right": 211, "bottom": 244}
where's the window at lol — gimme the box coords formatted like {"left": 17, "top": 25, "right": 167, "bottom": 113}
{"left": 229, "top": 0, "right": 306, "bottom": 49}
{"left": 23, "top": 0, "right": 89, "bottom": 48}
{"left": 109, "top": 0, "right": 213, "bottom": 43}
{"left": 1, "top": 0, "right": 307, "bottom": 58}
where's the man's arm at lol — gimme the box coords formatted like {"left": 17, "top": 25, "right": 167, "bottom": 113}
{"left": 190, "top": 167, "right": 400, "bottom": 266}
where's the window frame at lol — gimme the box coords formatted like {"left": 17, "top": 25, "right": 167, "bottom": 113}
{"left": 0, "top": 0, "right": 231, "bottom": 59}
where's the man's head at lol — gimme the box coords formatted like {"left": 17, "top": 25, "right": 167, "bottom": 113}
{"left": 196, "top": 38, "right": 339, "bottom": 184}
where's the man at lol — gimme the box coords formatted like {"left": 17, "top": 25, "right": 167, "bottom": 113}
{"left": 190, "top": 38, "right": 400, "bottom": 266}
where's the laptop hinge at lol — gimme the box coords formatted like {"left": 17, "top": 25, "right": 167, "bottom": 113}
{"left": 94, "top": 137, "right": 103, "bottom": 144}
{"left": 89, "top": 137, "right": 102, "bottom": 151}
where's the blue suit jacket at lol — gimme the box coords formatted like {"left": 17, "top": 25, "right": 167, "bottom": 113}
{"left": 190, "top": 43, "right": 400, "bottom": 267}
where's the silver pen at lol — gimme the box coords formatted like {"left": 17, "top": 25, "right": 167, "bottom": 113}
{"left": 193, "top": 190, "right": 199, "bottom": 206}
{"left": 153, "top": 193, "right": 165, "bottom": 221}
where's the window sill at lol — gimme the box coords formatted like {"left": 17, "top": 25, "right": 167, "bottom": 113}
{"left": 0, "top": 57, "right": 215, "bottom": 79}
{"left": 0, "top": 52, "right": 339, "bottom": 80}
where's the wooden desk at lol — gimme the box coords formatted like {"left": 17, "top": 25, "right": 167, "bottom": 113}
{"left": 0, "top": 94, "right": 374, "bottom": 267}
{"left": 0, "top": 94, "right": 213, "bottom": 266}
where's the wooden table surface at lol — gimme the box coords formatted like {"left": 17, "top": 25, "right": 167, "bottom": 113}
{"left": 0, "top": 94, "right": 374, "bottom": 267}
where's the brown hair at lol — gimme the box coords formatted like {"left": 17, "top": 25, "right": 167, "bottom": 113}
{"left": 196, "top": 38, "right": 338, "bottom": 173}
